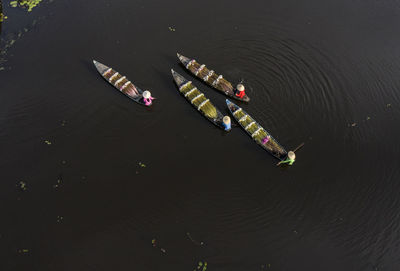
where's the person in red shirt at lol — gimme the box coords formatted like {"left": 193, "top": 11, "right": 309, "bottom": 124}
{"left": 235, "top": 84, "right": 246, "bottom": 99}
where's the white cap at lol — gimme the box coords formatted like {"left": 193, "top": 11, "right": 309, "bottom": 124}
{"left": 143, "top": 90, "right": 151, "bottom": 99}
{"left": 223, "top": 116, "right": 231, "bottom": 124}
{"left": 288, "top": 151, "right": 296, "bottom": 160}
{"left": 236, "top": 84, "right": 245, "bottom": 92}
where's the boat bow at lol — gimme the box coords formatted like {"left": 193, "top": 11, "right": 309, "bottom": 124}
{"left": 171, "top": 69, "right": 187, "bottom": 86}
{"left": 93, "top": 60, "right": 109, "bottom": 75}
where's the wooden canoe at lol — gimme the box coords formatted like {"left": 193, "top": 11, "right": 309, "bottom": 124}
{"left": 226, "top": 99, "right": 287, "bottom": 160}
{"left": 177, "top": 53, "right": 250, "bottom": 102}
{"left": 171, "top": 69, "right": 230, "bottom": 131}
{"left": 93, "top": 60, "right": 154, "bottom": 106}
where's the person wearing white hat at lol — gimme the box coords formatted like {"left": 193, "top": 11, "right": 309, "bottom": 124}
{"left": 235, "top": 84, "right": 246, "bottom": 99}
{"left": 222, "top": 116, "right": 231, "bottom": 131}
{"left": 142, "top": 90, "right": 154, "bottom": 106}
{"left": 277, "top": 151, "right": 296, "bottom": 166}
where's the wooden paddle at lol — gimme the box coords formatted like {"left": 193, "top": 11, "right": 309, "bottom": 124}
{"left": 276, "top": 142, "right": 305, "bottom": 166}
{"left": 293, "top": 142, "right": 305, "bottom": 153}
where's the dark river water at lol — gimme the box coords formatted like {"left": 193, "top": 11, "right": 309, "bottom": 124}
{"left": 1, "top": 0, "right": 400, "bottom": 270}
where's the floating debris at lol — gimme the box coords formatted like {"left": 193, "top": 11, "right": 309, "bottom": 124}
{"left": 366, "top": 116, "right": 371, "bottom": 120}
{"left": 53, "top": 178, "right": 62, "bottom": 189}
{"left": 351, "top": 123, "right": 357, "bottom": 127}
{"left": 138, "top": 162, "right": 146, "bottom": 168}
{"left": 261, "top": 264, "right": 271, "bottom": 270}
{"left": 151, "top": 238, "right": 166, "bottom": 253}
{"left": 168, "top": 26, "right": 176, "bottom": 32}
{"left": 387, "top": 103, "right": 391, "bottom": 107}
{"left": 18, "top": 181, "right": 27, "bottom": 191}
{"left": 0, "top": 13, "right": 7, "bottom": 22}
{"left": 56, "top": 216, "right": 63, "bottom": 223}
{"left": 1, "top": 5, "right": 49, "bottom": 71}
{"left": 61, "top": 120, "right": 66, "bottom": 126}
{"left": 196, "top": 261, "right": 207, "bottom": 271}
{"left": 186, "top": 232, "right": 204, "bottom": 246}
{"left": 44, "top": 140, "right": 52, "bottom": 145}
{"left": 18, "top": 249, "right": 29, "bottom": 253}
{"left": 61, "top": 160, "right": 66, "bottom": 165}
{"left": 10, "top": 0, "right": 44, "bottom": 12}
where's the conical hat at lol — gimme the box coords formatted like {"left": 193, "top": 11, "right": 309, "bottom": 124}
{"left": 236, "top": 84, "right": 245, "bottom": 91}
{"left": 223, "top": 116, "right": 231, "bottom": 124}
{"left": 288, "top": 151, "right": 296, "bottom": 160}
{"left": 143, "top": 90, "right": 151, "bottom": 99}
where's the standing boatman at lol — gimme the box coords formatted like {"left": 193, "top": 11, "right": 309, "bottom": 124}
{"left": 277, "top": 151, "right": 296, "bottom": 166}
{"left": 235, "top": 84, "right": 246, "bottom": 99}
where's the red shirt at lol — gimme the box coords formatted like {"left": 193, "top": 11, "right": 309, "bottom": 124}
{"left": 236, "top": 90, "right": 245, "bottom": 98}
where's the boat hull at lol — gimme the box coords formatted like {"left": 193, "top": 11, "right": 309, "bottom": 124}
{"left": 171, "top": 69, "right": 230, "bottom": 131}
{"left": 226, "top": 99, "right": 287, "bottom": 160}
{"left": 93, "top": 60, "right": 152, "bottom": 106}
{"left": 177, "top": 53, "right": 250, "bottom": 102}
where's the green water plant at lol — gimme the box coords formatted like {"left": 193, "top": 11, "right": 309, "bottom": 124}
{"left": 1, "top": 0, "right": 51, "bottom": 71}
{"left": 196, "top": 261, "right": 207, "bottom": 271}
{"left": 179, "top": 82, "right": 217, "bottom": 119}
{"left": 18, "top": 181, "right": 27, "bottom": 191}
{"left": 0, "top": 13, "right": 7, "bottom": 22}
{"left": 10, "top": 0, "right": 43, "bottom": 12}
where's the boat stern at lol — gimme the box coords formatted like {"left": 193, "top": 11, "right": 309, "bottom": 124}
{"left": 241, "top": 95, "right": 251, "bottom": 102}
{"left": 176, "top": 53, "right": 192, "bottom": 67}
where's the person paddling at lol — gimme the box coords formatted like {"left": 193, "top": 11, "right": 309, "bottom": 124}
{"left": 277, "top": 151, "right": 296, "bottom": 166}
{"left": 142, "top": 90, "right": 154, "bottom": 106}
{"left": 222, "top": 116, "right": 231, "bottom": 131}
{"left": 235, "top": 84, "right": 246, "bottom": 99}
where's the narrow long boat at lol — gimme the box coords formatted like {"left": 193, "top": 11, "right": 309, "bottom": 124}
{"left": 93, "top": 60, "right": 153, "bottom": 106}
{"left": 171, "top": 69, "right": 230, "bottom": 131}
{"left": 177, "top": 53, "right": 250, "bottom": 102}
{"left": 226, "top": 99, "right": 287, "bottom": 160}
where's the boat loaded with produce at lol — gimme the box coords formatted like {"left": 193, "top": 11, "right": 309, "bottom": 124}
{"left": 226, "top": 99, "right": 287, "bottom": 160}
{"left": 177, "top": 53, "right": 250, "bottom": 102}
{"left": 93, "top": 60, "right": 155, "bottom": 106}
{"left": 171, "top": 69, "right": 231, "bottom": 131}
